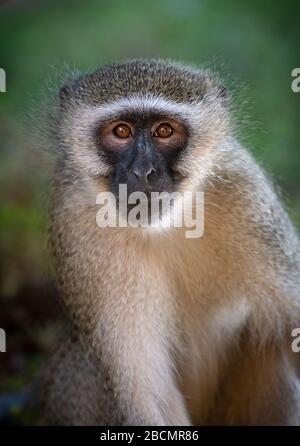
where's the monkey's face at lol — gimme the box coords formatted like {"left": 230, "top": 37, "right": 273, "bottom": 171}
{"left": 97, "top": 113, "right": 189, "bottom": 199}
{"left": 57, "top": 60, "right": 229, "bottom": 223}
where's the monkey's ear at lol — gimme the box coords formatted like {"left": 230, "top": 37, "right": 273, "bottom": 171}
{"left": 217, "top": 85, "right": 228, "bottom": 106}
{"left": 59, "top": 83, "right": 72, "bottom": 104}
{"left": 58, "top": 70, "right": 82, "bottom": 105}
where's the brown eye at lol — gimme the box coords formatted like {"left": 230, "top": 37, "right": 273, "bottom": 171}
{"left": 154, "top": 123, "right": 173, "bottom": 138}
{"left": 113, "top": 123, "right": 131, "bottom": 139}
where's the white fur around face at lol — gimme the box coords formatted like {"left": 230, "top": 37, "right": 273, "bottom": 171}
{"left": 74, "top": 94, "right": 202, "bottom": 127}
{"left": 60, "top": 92, "right": 230, "bottom": 211}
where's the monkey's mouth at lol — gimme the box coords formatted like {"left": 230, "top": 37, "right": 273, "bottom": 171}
{"left": 95, "top": 171, "right": 185, "bottom": 229}
{"left": 115, "top": 191, "right": 174, "bottom": 226}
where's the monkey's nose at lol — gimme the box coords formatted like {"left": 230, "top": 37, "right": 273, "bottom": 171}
{"left": 131, "top": 166, "right": 156, "bottom": 183}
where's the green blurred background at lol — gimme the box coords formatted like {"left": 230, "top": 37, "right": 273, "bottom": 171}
{"left": 0, "top": 0, "right": 299, "bottom": 424}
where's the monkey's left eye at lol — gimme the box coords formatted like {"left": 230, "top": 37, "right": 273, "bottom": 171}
{"left": 153, "top": 123, "right": 173, "bottom": 138}
{"left": 113, "top": 123, "right": 132, "bottom": 139}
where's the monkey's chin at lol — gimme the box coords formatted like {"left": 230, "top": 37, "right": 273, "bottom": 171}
{"left": 117, "top": 207, "right": 171, "bottom": 230}
{"left": 116, "top": 202, "right": 181, "bottom": 238}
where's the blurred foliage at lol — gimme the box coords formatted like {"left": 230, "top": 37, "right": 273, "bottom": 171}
{"left": 0, "top": 0, "right": 299, "bottom": 423}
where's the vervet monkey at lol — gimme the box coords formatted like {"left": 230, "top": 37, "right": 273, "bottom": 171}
{"left": 41, "top": 59, "right": 300, "bottom": 426}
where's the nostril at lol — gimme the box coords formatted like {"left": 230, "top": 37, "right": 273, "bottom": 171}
{"left": 131, "top": 168, "right": 143, "bottom": 180}
{"left": 131, "top": 169, "right": 139, "bottom": 179}
{"left": 145, "top": 167, "right": 156, "bottom": 180}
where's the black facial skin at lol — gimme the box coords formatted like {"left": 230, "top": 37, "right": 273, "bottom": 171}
{"left": 97, "top": 112, "right": 189, "bottom": 199}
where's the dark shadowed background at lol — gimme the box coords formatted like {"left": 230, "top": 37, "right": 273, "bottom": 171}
{"left": 0, "top": 0, "right": 299, "bottom": 424}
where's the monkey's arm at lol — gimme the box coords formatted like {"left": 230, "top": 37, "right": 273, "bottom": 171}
{"left": 208, "top": 337, "right": 300, "bottom": 426}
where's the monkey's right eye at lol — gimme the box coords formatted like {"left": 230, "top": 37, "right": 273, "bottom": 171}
{"left": 97, "top": 121, "right": 133, "bottom": 151}
{"left": 113, "top": 124, "right": 132, "bottom": 139}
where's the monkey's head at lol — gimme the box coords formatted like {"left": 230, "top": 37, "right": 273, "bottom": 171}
{"left": 55, "top": 59, "right": 230, "bottom": 223}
